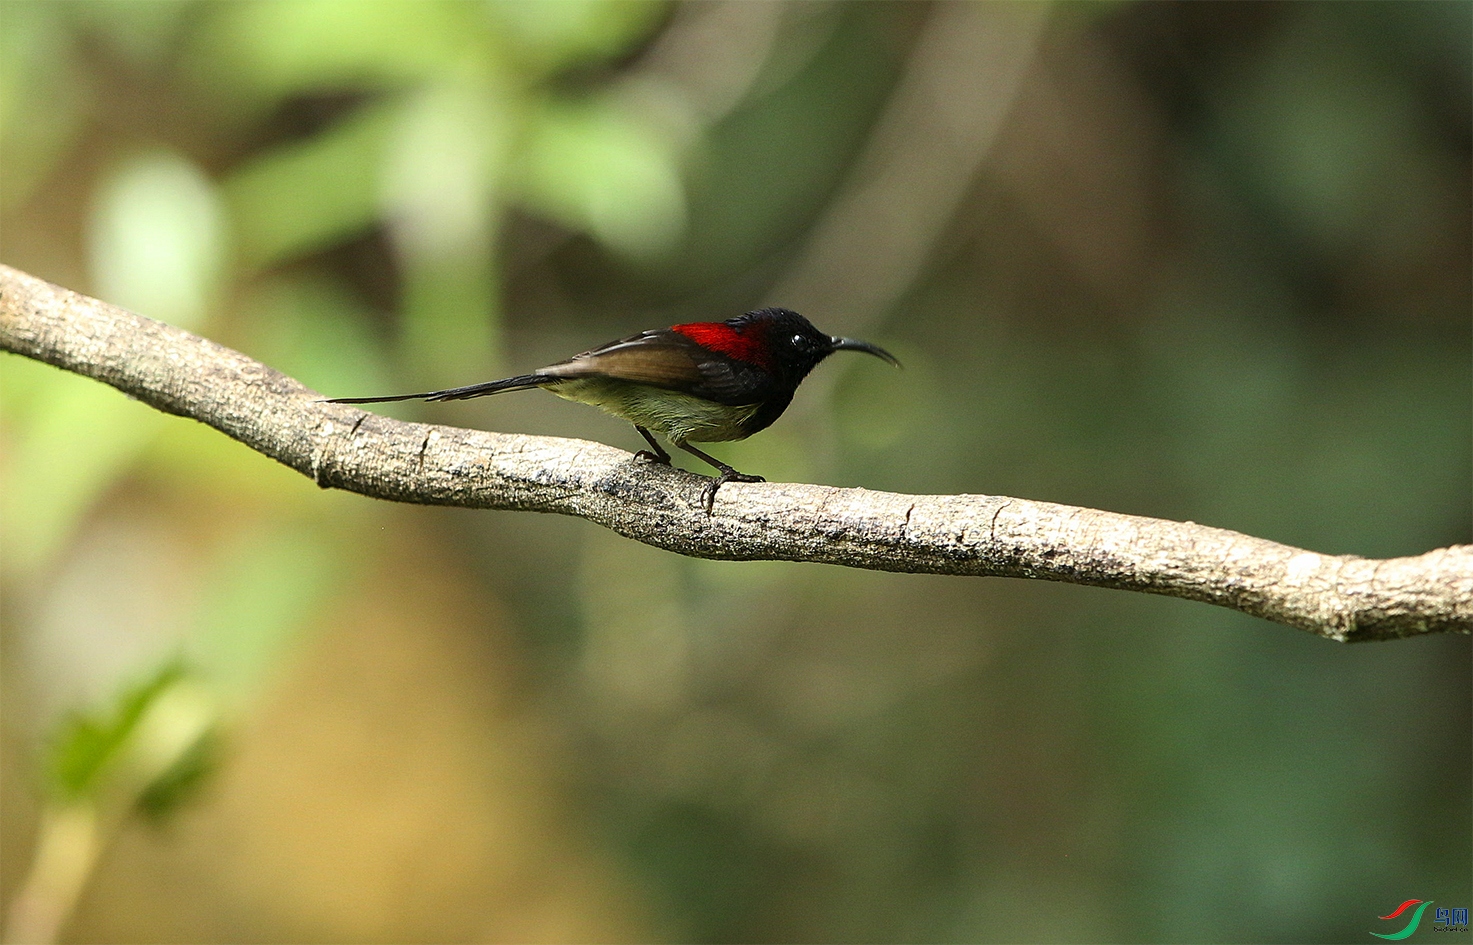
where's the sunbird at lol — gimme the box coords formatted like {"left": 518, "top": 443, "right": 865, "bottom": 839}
{"left": 327, "top": 307, "right": 899, "bottom": 511}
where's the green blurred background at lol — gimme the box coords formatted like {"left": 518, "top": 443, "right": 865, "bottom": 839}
{"left": 1, "top": 2, "right": 1469, "bottom": 942}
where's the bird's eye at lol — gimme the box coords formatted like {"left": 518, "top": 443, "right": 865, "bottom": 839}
{"left": 791, "top": 333, "right": 806, "bottom": 347}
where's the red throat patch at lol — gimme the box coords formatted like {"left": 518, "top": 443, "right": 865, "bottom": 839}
{"left": 670, "top": 321, "right": 770, "bottom": 366}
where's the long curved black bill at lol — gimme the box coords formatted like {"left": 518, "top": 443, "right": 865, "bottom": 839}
{"left": 830, "top": 336, "right": 901, "bottom": 367}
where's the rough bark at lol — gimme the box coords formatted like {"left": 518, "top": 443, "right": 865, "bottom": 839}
{"left": 3, "top": 263, "right": 1469, "bottom": 642}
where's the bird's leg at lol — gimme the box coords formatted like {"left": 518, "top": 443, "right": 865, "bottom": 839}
{"left": 678, "top": 442, "right": 765, "bottom": 513}
{"left": 633, "top": 426, "right": 672, "bottom": 465}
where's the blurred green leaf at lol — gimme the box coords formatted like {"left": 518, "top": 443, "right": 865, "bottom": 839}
{"left": 88, "top": 150, "right": 226, "bottom": 331}
{"left": 50, "top": 662, "right": 185, "bottom": 801}
{"left": 49, "top": 661, "right": 220, "bottom": 826}
{"left": 513, "top": 97, "right": 686, "bottom": 261}
{"left": 380, "top": 79, "right": 511, "bottom": 258}
{"left": 381, "top": 79, "right": 511, "bottom": 381}
{"left": 484, "top": 0, "right": 667, "bottom": 76}
{"left": 223, "top": 102, "right": 397, "bottom": 270}
{"left": 187, "top": 0, "right": 472, "bottom": 104}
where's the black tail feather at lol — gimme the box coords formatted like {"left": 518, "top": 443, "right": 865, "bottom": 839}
{"left": 324, "top": 374, "right": 547, "bottom": 405}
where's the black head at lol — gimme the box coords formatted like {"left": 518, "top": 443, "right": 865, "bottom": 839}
{"left": 734, "top": 307, "right": 900, "bottom": 382}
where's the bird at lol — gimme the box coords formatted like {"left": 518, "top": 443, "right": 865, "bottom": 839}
{"left": 325, "top": 307, "right": 900, "bottom": 512}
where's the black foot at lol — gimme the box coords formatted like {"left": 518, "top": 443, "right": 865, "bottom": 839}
{"left": 633, "top": 426, "right": 672, "bottom": 466}
{"left": 700, "top": 469, "right": 766, "bottom": 514}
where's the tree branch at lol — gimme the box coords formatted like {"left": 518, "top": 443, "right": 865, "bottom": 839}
{"left": 2, "top": 263, "right": 1468, "bottom": 642}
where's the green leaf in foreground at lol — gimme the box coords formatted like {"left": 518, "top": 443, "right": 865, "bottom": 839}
{"left": 48, "top": 662, "right": 186, "bottom": 802}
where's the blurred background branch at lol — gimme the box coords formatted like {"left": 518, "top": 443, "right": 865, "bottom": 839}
{"left": 3, "top": 262, "right": 1469, "bottom": 644}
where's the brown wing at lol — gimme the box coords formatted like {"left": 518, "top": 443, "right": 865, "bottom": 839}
{"left": 538, "top": 330, "right": 704, "bottom": 386}
{"left": 535, "top": 329, "right": 772, "bottom": 404}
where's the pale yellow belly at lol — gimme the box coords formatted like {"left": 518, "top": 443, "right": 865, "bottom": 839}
{"left": 544, "top": 377, "right": 761, "bottom": 444}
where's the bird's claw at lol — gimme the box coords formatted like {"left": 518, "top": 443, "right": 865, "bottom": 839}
{"left": 700, "top": 471, "right": 766, "bottom": 514}
{"left": 634, "top": 449, "right": 671, "bottom": 465}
